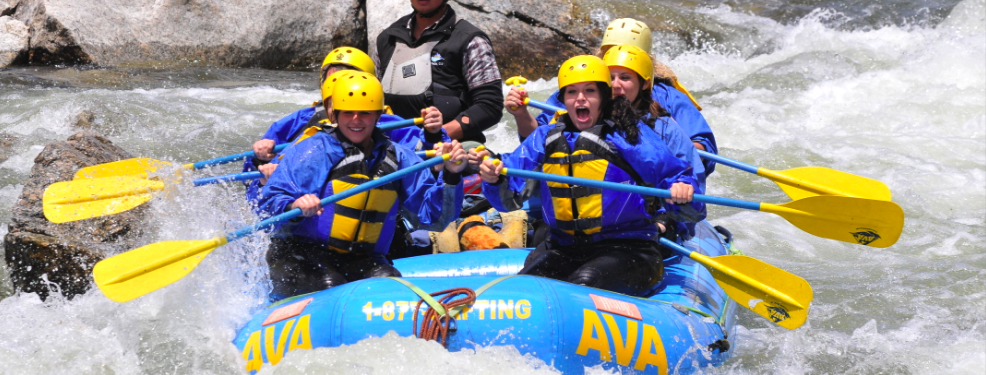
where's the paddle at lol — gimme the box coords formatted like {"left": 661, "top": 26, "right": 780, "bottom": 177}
{"left": 504, "top": 76, "right": 567, "bottom": 113}
{"left": 379, "top": 117, "right": 423, "bottom": 131}
{"left": 698, "top": 150, "right": 892, "bottom": 201}
{"left": 491, "top": 164, "right": 903, "bottom": 248}
{"left": 93, "top": 153, "right": 451, "bottom": 302}
{"left": 506, "top": 95, "right": 889, "bottom": 202}
{"left": 72, "top": 143, "right": 290, "bottom": 180}
{"left": 44, "top": 171, "right": 268, "bottom": 223}
{"left": 416, "top": 150, "right": 438, "bottom": 158}
{"left": 659, "top": 237, "right": 811, "bottom": 329}
{"left": 46, "top": 118, "right": 434, "bottom": 223}
{"left": 72, "top": 117, "right": 424, "bottom": 180}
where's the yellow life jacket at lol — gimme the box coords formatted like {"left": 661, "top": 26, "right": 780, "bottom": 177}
{"left": 324, "top": 132, "right": 401, "bottom": 254}
{"left": 275, "top": 117, "right": 332, "bottom": 162}
{"left": 542, "top": 122, "right": 648, "bottom": 238}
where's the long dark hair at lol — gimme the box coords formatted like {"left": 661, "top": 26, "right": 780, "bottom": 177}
{"left": 557, "top": 82, "right": 643, "bottom": 144}
{"left": 633, "top": 78, "right": 670, "bottom": 129}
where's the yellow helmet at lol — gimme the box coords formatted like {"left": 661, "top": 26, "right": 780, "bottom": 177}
{"left": 331, "top": 72, "right": 385, "bottom": 112}
{"left": 558, "top": 55, "right": 611, "bottom": 90}
{"left": 601, "top": 18, "right": 652, "bottom": 55}
{"left": 320, "top": 70, "right": 351, "bottom": 102}
{"left": 603, "top": 44, "right": 654, "bottom": 89}
{"left": 321, "top": 47, "right": 376, "bottom": 76}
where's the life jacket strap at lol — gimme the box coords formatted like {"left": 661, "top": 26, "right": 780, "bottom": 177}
{"left": 333, "top": 205, "right": 391, "bottom": 224}
{"left": 544, "top": 153, "right": 600, "bottom": 165}
{"left": 547, "top": 185, "right": 602, "bottom": 199}
{"left": 556, "top": 217, "right": 603, "bottom": 232}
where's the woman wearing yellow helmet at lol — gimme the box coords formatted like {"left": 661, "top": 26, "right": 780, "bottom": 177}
{"left": 604, "top": 45, "right": 708, "bottom": 193}
{"left": 257, "top": 73, "right": 468, "bottom": 299}
{"left": 516, "top": 18, "right": 719, "bottom": 175}
{"left": 598, "top": 18, "right": 718, "bottom": 172}
{"left": 479, "top": 56, "right": 704, "bottom": 296}
{"left": 247, "top": 47, "right": 376, "bottom": 173}
{"left": 246, "top": 49, "right": 450, "bottom": 203}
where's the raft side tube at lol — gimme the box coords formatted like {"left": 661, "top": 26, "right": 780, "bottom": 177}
{"left": 234, "top": 221, "right": 736, "bottom": 374}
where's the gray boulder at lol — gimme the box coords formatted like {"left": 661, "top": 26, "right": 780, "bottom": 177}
{"left": 3, "top": 131, "right": 147, "bottom": 300}
{"left": 0, "top": 15, "right": 28, "bottom": 67}
{"left": 8, "top": 0, "right": 365, "bottom": 68}
{"left": 368, "top": 0, "right": 598, "bottom": 80}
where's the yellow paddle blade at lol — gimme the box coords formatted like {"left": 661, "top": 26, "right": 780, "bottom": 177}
{"left": 692, "top": 253, "right": 812, "bottom": 329}
{"left": 43, "top": 176, "right": 165, "bottom": 223}
{"left": 761, "top": 166, "right": 893, "bottom": 201}
{"left": 93, "top": 237, "right": 227, "bottom": 302}
{"left": 763, "top": 196, "right": 904, "bottom": 248}
{"left": 73, "top": 158, "right": 173, "bottom": 179}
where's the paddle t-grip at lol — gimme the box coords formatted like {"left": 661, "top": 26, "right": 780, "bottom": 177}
{"left": 505, "top": 76, "right": 529, "bottom": 111}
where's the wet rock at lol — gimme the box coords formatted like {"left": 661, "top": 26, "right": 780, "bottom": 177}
{"left": 368, "top": 0, "right": 598, "bottom": 79}
{"left": 8, "top": 0, "right": 365, "bottom": 69}
{"left": 73, "top": 110, "right": 95, "bottom": 130}
{"left": 0, "top": 132, "right": 15, "bottom": 163}
{"left": 3, "top": 131, "right": 147, "bottom": 300}
{"left": 0, "top": 15, "right": 28, "bottom": 68}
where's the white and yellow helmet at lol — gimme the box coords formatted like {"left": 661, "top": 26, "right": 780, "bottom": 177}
{"left": 601, "top": 18, "right": 652, "bottom": 55}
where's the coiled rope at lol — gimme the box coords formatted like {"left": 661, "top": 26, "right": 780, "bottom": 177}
{"left": 411, "top": 287, "right": 476, "bottom": 347}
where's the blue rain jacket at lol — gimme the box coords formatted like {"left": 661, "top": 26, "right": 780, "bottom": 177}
{"left": 243, "top": 106, "right": 320, "bottom": 173}
{"left": 651, "top": 82, "right": 717, "bottom": 175}
{"left": 256, "top": 128, "right": 463, "bottom": 256}
{"left": 648, "top": 115, "right": 707, "bottom": 192}
{"left": 484, "top": 121, "right": 705, "bottom": 245}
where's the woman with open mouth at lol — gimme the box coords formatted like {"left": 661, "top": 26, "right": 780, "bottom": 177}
{"left": 479, "top": 55, "right": 704, "bottom": 296}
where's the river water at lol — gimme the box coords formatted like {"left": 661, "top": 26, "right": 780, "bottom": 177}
{"left": 0, "top": 0, "right": 982, "bottom": 373}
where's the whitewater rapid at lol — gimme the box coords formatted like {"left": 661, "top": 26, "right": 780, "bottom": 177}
{"left": 0, "top": 0, "right": 983, "bottom": 373}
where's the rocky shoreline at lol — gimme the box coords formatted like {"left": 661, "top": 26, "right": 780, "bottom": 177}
{"left": 1, "top": 0, "right": 601, "bottom": 79}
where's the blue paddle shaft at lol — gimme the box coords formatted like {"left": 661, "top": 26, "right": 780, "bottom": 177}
{"left": 502, "top": 168, "right": 761, "bottom": 211}
{"left": 527, "top": 99, "right": 564, "bottom": 113}
{"left": 193, "top": 171, "right": 263, "bottom": 186}
{"left": 697, "top": 150, "right": 758, "bottom": 174}
{"left": 525, "top": 102, "right": 764, "bottom": 177}
{"left": 188, "top": 118, "right": 417, "bottom": 172}
{"left": 378, "top": 118, "right": 419, "bottom": 131}
{"left": 526, "top": 100, "right": 759, "bottom": 177}
{"left": 191, "top": 143, "right": 290, "bottom": 170}
{"left": 226, "top": 155, "right": 446, "bottom": 242}
{"left": 659, "top": 237, "right": 693, "bottom": 257}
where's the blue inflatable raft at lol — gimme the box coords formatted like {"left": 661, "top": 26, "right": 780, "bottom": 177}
{"left": 233, "top": 220, "right": 739, "bottom": 374}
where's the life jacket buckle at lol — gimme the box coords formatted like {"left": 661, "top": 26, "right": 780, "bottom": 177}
{"left": 568, "top": 185, "right": 596, "bottom": 199}
{"left": 561, "top": 154, "right": 596, "bottom": 164}
{"left": 573, "top": 220, "right": 591, "bottom": 232}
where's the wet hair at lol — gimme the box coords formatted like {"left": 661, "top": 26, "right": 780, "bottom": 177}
{"left": 634, "top": 78, "right": 670, "bottom": 129}
{"left": 558, "top": 82, "right": 643, "bottom": 144}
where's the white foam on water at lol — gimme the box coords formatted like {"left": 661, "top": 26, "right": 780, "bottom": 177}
{"left": 254, "top": 331, "right": 560, "bottom": 375}
{"left": 0, "top": 145, "right": 44, "bottom": 174}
